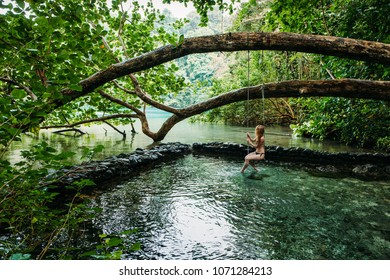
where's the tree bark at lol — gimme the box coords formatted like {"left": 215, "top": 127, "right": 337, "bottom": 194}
{"left": 36, "top": 32, "right": 390, "bottom": 142}
{"left": 40, "top": 113, "right": 139, "bottom": 129}
{"left": 59, "top": 32, "right": 390, "bottom": 105}
{"left": 150, "top": 79, "right": 390, "bottom": 141}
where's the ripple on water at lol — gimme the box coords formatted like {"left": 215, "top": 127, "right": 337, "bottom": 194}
{"left": 91, "top": 155, "right": 390, "bottom": 260}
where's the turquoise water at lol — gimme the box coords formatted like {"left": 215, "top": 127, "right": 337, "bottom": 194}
{"left": 5, "top": 108, "right": 369, "bottom": 165}
{"left": 5, "top": 108, "right": 387, "bottom": 259}
{"left": 91, "top": 155, "right": 390, "bottom": 260}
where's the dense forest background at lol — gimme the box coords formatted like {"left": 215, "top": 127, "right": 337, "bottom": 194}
{"left": 166, "top": 0, "right": 390, "bottom": 150}
{"left": 0, "top": 0, "right": 389, "bottom": 260}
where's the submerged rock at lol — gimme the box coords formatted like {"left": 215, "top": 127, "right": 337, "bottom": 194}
{"left": 310, "top": 165, "right": 345, "bottom": 178}
{"left": 51, "top": 142, "right": 191, "bottom": 188}
{"left": 352, "top": 164, "right": 387, "bottom": 181}
{"left": 192, "top": 142, "right": 390, "bottom": 180}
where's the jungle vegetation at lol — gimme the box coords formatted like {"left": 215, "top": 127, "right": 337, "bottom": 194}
{"left": 0, "top": 0, "right": 389, "bottom": 259}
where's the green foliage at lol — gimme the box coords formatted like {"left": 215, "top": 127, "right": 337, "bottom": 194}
{"left": 0, "top": 141, "right": 105, "bottom": 259}
{"left": 264, "top": 0, "right": 390, "bottom": 149}
{"left": 0, "top": 0, "right": 189, "bottom": 143}
{"left": 80, "top": 229, "right": 140, "bottom": 260}
{"left": 291, "top": 98, "right": 390, "bottom": 148}
{"left": 376, "top": 136, "right": 390, "bottom": 153}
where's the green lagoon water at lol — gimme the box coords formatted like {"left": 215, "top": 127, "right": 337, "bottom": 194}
{"left": 92, "top": 155, "right": 389, "bottom": 260}
{"left": 5, "top": 109, "right": 389, "bottom": 259}
{"left": 6, "top": 108, "right": 368, "bottom": 164}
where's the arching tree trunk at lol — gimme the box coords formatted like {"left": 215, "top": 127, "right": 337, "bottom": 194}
{"left": 30, "top": 32, "right": 390, "bottom": 142}
{"left": 151, "top": 79, "right": 390, "bottom": 141}
{"left": 58, "top": 32, "right": 390, "bottom": 106}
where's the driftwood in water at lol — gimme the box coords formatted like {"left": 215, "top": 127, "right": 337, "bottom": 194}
{"left": 52, "top": 128, "right": 86, "bottom": 137}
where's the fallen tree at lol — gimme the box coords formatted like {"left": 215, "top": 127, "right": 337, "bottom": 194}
{"left": 3, "top": 32, "right": 390, "bottom": 143}
{"left": 58, "top": 32, "right": 390, "bottom": 104}
{"left": 129, "top": 79, "right": 390, "bottom": 141}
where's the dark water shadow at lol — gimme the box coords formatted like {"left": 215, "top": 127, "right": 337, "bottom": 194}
{"left": 246, "top": 172, "right": 271, "bottom": 180}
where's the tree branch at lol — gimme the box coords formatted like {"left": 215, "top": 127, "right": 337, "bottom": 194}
{"left": 0, "top": 76, "right": 38, "bottom": 100}
{"left": 149, "top": 79, "right": 390, "bottom": 141}
{"left": 98, "top": 89, "right": 144, "bottom": 115}
{"left": 112, "top": 80, "right": 136, "bottom": 95}
{"left": 103, "top": 120, "right": 126, "bottom": 138}
{"left": 127, "top": 74, "right": 183, "bottom": 115}
{"left": 40, "top": 113, "right": 139, "bottom": 129}
{"left": 181, "top": 79, "right": 390, "bottom": 117}
{"left": 58, "top": 32, "right": 390, "bottom": 105}
{"left": 52, "top": 128, "right": 86, "bottom": 136}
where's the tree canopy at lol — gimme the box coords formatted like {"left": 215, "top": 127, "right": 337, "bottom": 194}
{"left": 0, "top": 0, "right": 389, "bottom": 147}
{"left": 1, "top": 0, "right": 389, "bottom": 260}
{"left": 200, "top": 0, "right": 390, "bottom": 149}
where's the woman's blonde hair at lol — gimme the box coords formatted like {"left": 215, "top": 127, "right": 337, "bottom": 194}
{"left": 255, "top": 125, "right": 265, "bottom": 141}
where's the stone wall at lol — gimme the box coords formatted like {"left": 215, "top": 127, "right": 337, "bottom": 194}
{"left": 51, "top": 142, "right": 191, "bottom": 188}
{"left": 51, "top": 142, "right": 390, "bottom": 190}
{"left": 193, "top": 142, "right": 390, "bottom": 180}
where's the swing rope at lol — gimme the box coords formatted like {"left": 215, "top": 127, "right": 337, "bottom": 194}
{"left": 260, "top": 50, "right": 265, "bottom": 124}
{"left": 245, "top": 34, "right": 266, "bottom": 154}
{"left": 246, "top": 33, "right": 250, "bottom": 154}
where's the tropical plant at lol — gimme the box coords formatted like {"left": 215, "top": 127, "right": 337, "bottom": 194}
{"left": 206, "top": 0, "right": 390, "bottom": 149}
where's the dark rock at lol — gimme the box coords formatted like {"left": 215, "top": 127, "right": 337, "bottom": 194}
{"left": 309, "top": 165, "right": 345, "bottom": 178}
{"left": 352, "top": 164, "right": 386, "bottom": 180}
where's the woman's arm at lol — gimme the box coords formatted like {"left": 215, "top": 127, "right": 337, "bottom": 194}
{"left": 246, "top": 135, "right": 257, "bottom": 148}
{"left": 246, "top": 132, "right": 256, "bottom": 142}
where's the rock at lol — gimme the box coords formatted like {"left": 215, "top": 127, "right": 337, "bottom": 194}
{"left": 310, "top": 165, "right": 344, "bottom": 178}
{"left": 352, "top": 164, "right": 385, "bottom": 180}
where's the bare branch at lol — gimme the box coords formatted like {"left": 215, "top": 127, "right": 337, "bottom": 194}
{"left": 103, "top": 120, "right": 126, "bottom": 138}
{"left": 40, "top": 113, "right": 138, "bottom": 129}
{"left": 112, "top": 80, "right": 136, "bottom": 95}
{"left": 59, "top": 32, "right": 390, "bottom": 105}
{"left": 148, "top": 79, "right": 390, "bottom": 141}
{"left": 52, "top": 128, "right": 86, "bottom": 136}
{"left": 0, "top": 76, "right": 38, "bottom": 100}
{"left": 98, "top": 89, "right": 144, "bottom": 115}
{"left": 127, "top": 74, "right": 182, "bottom": 115}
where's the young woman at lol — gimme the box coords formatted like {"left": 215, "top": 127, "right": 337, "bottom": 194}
{"left": 241, "top": 125, "right": 265, "bottom": 173}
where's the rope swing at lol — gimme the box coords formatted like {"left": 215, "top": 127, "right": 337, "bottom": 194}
{"left": 246, "top": 33, "right": 250, "bottom": 129}
{"left": 245, "top": 33, "right": 267, "bottom": 155}
{"left": 260, "top": 49, "right": 265, "bottom": 124}
{"left": 246, "top": 33, "right": 251, "bottom": 154}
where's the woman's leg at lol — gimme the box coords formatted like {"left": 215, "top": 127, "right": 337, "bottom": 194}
{"left": 241, "top": 153, "right": 264, "bottom": 173}
{"left": 249, "top": 161, "right": 258, "bottom": 171}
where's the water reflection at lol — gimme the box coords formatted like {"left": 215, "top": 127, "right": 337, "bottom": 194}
{"left": 5, "top": 108, "right": 368, "bottom": 164}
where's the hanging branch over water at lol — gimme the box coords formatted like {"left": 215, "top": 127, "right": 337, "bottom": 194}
{"left": 41, "top": 113, "right": 138, "bottom": 130}
{"left": 146, "top": 79, "right": 390, "bottom": 141}
{"left": 52, "top": 128, "right": 86, "bottom": 137}
{"left": 32, "top": 32, "right": 390, "bottom": 141}
{"left": 57, "top": 32, "right": 390, "bottom": 105}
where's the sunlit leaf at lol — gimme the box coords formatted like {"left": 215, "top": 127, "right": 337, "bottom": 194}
{"left": 11, "top": 89, "right": 27, "bottom": 99}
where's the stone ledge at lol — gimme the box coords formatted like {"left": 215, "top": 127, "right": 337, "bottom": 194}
{"left": 192, "top": 142, "right": 390, "bottom": 180}
{"left": 49, "top": 142, "right": 390, "bottom": 190}
{"left": 50, "top": 142, "right": 191, "bottom": 188}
